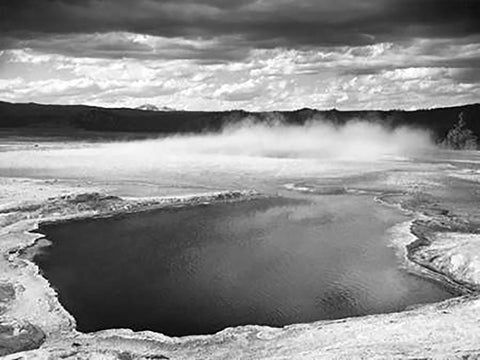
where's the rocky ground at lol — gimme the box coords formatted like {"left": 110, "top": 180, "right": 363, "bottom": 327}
{"left": 1, "top": 166, "right": 480, "bottom": 359}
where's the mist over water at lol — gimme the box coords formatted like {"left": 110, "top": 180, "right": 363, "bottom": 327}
{"left": 104, "top": 120, "right": 434, "bottom": 161}
{"left": 0, "top": 119, "right": 435, "bottom": 195}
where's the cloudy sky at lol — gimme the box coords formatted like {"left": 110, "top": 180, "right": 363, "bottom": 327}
{"left": 1, "top": 0, "right": 479, "bottom": 110}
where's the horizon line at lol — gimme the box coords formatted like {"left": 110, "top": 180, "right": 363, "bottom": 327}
{"left": 1, "top": 99, "right": 479, "bottom": 114}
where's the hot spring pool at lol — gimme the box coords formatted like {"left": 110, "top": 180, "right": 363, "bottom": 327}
{"left": 33, "top": 194, "right": 453, "bottom": 336}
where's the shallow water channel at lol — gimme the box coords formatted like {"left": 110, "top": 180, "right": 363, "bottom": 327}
{"left": 34, "top": 194, "right": 452, "bottom": 336}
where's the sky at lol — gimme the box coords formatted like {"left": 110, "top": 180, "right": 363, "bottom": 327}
{"left": 0, "top": 0, "right": 479, "bottom": 111}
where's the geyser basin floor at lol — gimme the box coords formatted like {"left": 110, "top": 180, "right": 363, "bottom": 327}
{"left": 34, "top": 194, "right": 452, "bottom": 336}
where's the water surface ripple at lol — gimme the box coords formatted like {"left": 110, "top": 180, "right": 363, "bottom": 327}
{"left": 34, "top": 194, "right": 452, "bottom": 336}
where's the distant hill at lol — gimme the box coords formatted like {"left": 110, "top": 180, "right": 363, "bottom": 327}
{"left": 135, "top": 104, "right": 177, "bottom": 112}
{"left": 0, "top": 101, "right": 479, "bottom": 142}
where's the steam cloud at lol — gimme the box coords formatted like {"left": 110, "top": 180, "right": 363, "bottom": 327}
{"left": 0, "top": 119, "right": 435, "bottom": 188}
{"left": 110, "top": 119, "right": 434, "bottom": 161}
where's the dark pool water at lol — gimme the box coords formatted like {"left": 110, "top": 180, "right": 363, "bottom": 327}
{"left": 34, "top": 195, "right": 452, "bottom": 336}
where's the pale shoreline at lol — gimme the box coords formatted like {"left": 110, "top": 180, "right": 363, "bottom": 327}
{"left": 1, "top": 176, "right": 480, "bottom": 359}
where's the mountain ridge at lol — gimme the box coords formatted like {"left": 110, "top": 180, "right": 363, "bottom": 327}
{"left": 0, "top": 101, "right": 479, "bottom": 141}
{"left": 135, "top": 104, "right": 177, "bottom": 112}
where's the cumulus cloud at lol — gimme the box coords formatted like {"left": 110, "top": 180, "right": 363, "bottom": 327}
{"left": 0, "top": 0, "right": 479, "bottom": 110}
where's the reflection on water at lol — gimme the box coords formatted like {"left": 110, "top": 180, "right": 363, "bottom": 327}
{"left": 35, "top": 194, "right": 452, "bottom": 336}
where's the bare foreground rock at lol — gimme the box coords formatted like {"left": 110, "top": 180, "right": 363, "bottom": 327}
{"left": 0, "top": 175, "right": 480, "bottom": 359}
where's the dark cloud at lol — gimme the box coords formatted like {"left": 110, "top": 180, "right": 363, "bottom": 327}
{"left": 1, "top": 0, "right": 479, "bottom": 50}
{"left": 1, "top": 33, "right": 249, "bottom": 63}
{"left": 450, "top": 68, "right": 480, "bottom": 84}
{"left": 339, "top": 50, "right": 480, "bottom": 78}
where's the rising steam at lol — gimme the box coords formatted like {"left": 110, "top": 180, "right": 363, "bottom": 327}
{"left": 109, "top": 119, "right": 434, "bottom": 161}
{"left": 0, "top": 119, "right": 435, "bottom": 188}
